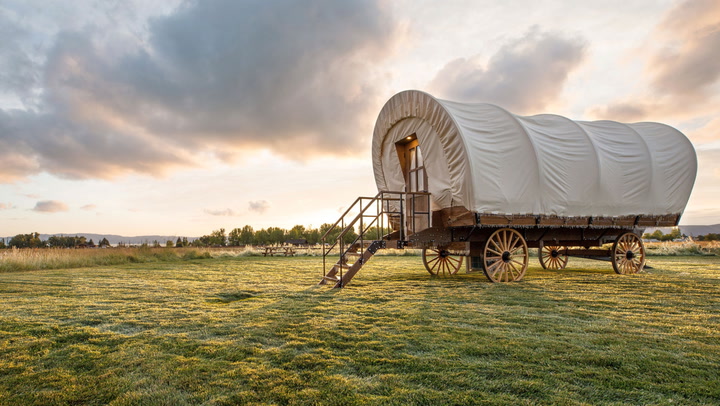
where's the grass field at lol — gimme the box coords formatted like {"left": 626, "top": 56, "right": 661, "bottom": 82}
{"left": 0, "top": 255, "right": 718, "bottom": 405}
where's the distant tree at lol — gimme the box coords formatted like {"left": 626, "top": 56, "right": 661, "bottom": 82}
{"left": 306, "top": 228, "right": 321, "bottom": 245}
{"left": 664, "top": 228, "right": 681, "bottom": 241}
{"left": 698, "top": 233, "right": 720, "bottom": 241}
{"left": 240, "top": 225, "right": 255, "bottom": 245}
{"left": 166, "top": 240, "right": 174, "bottom": 248}
{"left": 182, "top": 237, "right": 189, "bottom": 247}
{"left": 228, "top": 228, "right": 242, "bottom": 246}
{"left": 99, "top": 238, "right": 111, "bottom": 248}
{"left": 287, "top": 225, "right": 306, "bottom": 240}
{"left": 152, "top": 240, "right": 161, "bottom": 248}
{"left": 254, "top": 229, "right": 269, "bottom": 246}
{"left": 87, "top": 239, "right": 95, "bottom": 247}
{"left": 210, "top": 228, "right": 227, "bottom": 246}
{"left": 643, "top": 228, "right": 681, "bottom": 242}
{"left": 319, "top": 223, "right": 338, "bottom": 243}
{"left": 9, "top": 232, "right": 43, "bottom": 248}
{"left": 176, "top": 237, "right": 183, "bottom": 247}
{"left": 0, "top": 238, "right": 6, "bottom": 249}
{"left": 192, "top": 235, "right": 211, "bottom": 247}
{"left": 266, "top": 227, "right": 285, "bottom": 246}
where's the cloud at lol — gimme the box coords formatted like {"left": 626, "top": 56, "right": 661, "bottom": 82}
{"left": 80, "top": 204, "right": 97, "bottom": 211}
{"left": 590, "top": 0, "right": 720, "bottom": 123}
{"left": 0, "top": 203, "right": 15, "bottom": 210}
{"left": 0, "top": 9, "right": 41, "bottom": 105}
{"left": 688, "top": 116, "right": 720, "bottom": 145}
{"left": 33, "top": 200, "right": 69, "bottom": 213}
{"left": 0, "top": 0, "right": 401, "bottom": 183}
{"left": 649, "top": 0, "right": 720, "bottom": 98}
{"left": 204, "top": 208, "right": 237, "bottom": 217}
{"left": 428, "top": 27, "right": 586, "bottom": 113}
{"left": 248, "top": 200, "right": 270, "bottom": 214}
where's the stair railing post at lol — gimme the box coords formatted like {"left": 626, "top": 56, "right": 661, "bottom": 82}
{"left": 359, "top": 198, "right": 364, "bottom": 250}
{"left": 400, "top": 192, "right": 405, "bottom": 241}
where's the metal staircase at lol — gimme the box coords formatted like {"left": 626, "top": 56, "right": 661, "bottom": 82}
{"left": 319, "top": 191, "right": 430, "bottom": 288}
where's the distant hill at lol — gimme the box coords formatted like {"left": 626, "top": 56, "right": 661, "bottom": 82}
{"left": 2, "top": 233, "right": 197, "bottom": 246}
{"left": 643, "top": 225, "right": 720, "bottom": 237}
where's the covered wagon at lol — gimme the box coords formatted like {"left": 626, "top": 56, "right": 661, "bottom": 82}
{"left": 320, "top": 90, "right": 697, "bottom": 287}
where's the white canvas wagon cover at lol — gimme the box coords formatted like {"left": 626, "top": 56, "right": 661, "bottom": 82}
{"left": 372, "top": 90, "right": 697, "bottom": 218}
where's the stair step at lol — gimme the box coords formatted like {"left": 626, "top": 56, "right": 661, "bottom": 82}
{"left": 322, "top": 275, "right": 340, "bottom": 282}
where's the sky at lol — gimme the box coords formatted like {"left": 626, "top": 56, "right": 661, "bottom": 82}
{"left": 1, "top": 0, "right": 719, "bottom": 237}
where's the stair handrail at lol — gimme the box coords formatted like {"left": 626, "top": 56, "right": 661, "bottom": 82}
{"left": 321, "top": 191, "right": 431, "bottom": 284}
{"left": 321, "top": 193, "right": 384, "bottom": 255}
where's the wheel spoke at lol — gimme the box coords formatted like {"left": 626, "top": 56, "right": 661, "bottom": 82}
{"left": 446, "top": 255, "right": 461, "bottom": 265}
{"left": 487, "top": 247, "right": 504, "bottom": 256}
{"left": 429, "top": 259, "right": 441, "bottom": 272}
{"left": 440, "top": 259, "right": 448, "bottom": 275}
{"left": 490, "top": 239, "right": 503, "bottom": 253}
{"left": 507, "top": 234, "right": 518, "bottom": 251}
{"left": 508, "top": 262, "right": 520, "bottom": 280}
{"left": 486, "top": 259, "right": 503, "bottom": 273}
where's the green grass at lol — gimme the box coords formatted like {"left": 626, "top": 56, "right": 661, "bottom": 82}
{"left": 0, "top": 255, "right": 718, "bottom": 405}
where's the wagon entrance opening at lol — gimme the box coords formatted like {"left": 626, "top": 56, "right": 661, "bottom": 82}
{"left": 396, "top": 134, "right": 430, "bottom": 235}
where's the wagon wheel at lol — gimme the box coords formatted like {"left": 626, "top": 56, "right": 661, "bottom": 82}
{"left": 538, "top": 241, "right": 569, "bottom": 270}
{"left": 422, "top": 248, "right": 464, "bottom": 276}
{"left": 612, "top": 232, "right": 645, "bottom": 274}
{"left": 482, "top": 228, "right": 529, "bottom": 282}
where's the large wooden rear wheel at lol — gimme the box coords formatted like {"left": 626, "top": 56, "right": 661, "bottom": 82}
{"left": 422, "top": 248, "right": 464, "bottom": 276}
{"left": 612, "top": 232, "right": 645, "bottom": 274}
{"left": 538, "top": 241, "right": 569, "bottom": 270}
{"left": 482, "top": 228, "right": 528, "bottom": 282}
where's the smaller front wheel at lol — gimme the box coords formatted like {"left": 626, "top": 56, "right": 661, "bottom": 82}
{"left": 538, "top": 241, "right": 569, "bottom": 270}
{"left": 422, "top": 248, "right": 464, "bottom": 276}
{"left": 482, "top": 228, "right": 529, "bottom": 282}
{"left": 612, "top": 232, "right": 645, "bottom": 274}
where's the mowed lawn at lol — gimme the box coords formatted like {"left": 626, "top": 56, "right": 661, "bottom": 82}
{"left": 0, "top": 255, "right": 718, "bottom": 405}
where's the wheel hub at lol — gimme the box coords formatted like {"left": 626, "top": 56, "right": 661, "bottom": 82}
{"left": 501, "top": 251, "right": 511, "bottom": 262}
{"left": 626, "top": 251, "right": 635, "bottom": 260}
{"left": 550, "top": 249, "right": 559, "bottom": 258}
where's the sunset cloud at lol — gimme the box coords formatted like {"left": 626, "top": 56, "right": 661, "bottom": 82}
{"left": 248, "top": 200, "right": 270, "bottom": 214}
{"left": 0, "top": 203, "right": 14, "bottom": 210}
{"left": 0, "top": 0, "right": 400, "bottom": 183}
{"left": 80, "top": 204, "right": 97, "bottom": 211}
{"left": 428, "top": 27, "right": 586, "bottom": 113}
{"left": 589, "top": 0, "right": 720, "bottom": 125}
{"left": 204, "top": 208, "right": 238, "bottom": 217}
{"left": 33, "top": 200, "right": 69, "bottom": 213}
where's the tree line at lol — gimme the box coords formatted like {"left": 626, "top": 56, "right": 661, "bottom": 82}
{"left": 191, "top": 224, "right": 387, "bottom": 247}
{"left": 0, "top": 224, "right": 389, "bottom": 249}
{"left": 0, "top": 233, "right": 112, "bottom": 249}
